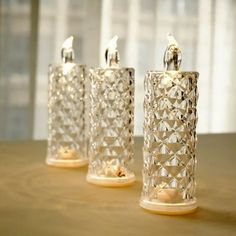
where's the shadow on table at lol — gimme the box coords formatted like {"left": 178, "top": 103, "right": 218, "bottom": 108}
{"left": 183, "top": 207, "right": 236, "bottom": 229}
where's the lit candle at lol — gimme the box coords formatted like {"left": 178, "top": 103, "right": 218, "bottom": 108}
{"left": 86, "top": 36, "right": 135, "bottom": 187}
{"left": 58, "top": 146, "right": 77, "bottom": 159}
{"left": 157, "top": 189, "right": 180, "bottom": 203}
{"left": 102, "top": 159, "right": 127, "bottom": 178}
{"left": 140, "top": 34, "right": 199, "bottom": 215}
{"left": 46, "top": 36, "right": 88, "bottom": 168}
{"left": 61, "top": 36, "right": 75, "bottom": 75}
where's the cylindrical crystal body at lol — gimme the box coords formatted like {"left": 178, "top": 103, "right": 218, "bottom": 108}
{"left": 140, "top": 71, "right": 199, "bottom": 214}
{"left": 87, "top": 68, "right": 135, "bottom": 186}
{"left": 46, "top": 64, "right": 88, "bottom": 167}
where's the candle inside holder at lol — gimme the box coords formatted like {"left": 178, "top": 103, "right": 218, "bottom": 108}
{"left": 86, "top": 35, "right": 135, "bottom": 187}
{"left": 154, "top": 188, "right": 181, "bottom": 203}
{"left": 57, "top": 147, "right": 77, "bottom": 159}
{"left": 99, "top": 159, "right": 127, "bottom": 177}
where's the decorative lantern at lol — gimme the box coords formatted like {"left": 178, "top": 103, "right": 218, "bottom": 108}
{"left": 46, "top": 36, "right": 88, "bottom": 168}
{"left": 87, "top": 36, "right": 135, "bottom": 187}
{"left": 140, "top": 35, "right": 199, "bottom": 214}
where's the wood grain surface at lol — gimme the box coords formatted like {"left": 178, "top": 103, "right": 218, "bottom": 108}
{"left": 0, "top": 134, "right": 236, "bottom": 236}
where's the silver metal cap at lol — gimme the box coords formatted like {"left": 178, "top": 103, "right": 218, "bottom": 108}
{"left": 105, "top": 35, "right": 120, "bottom": 68}
{"left": 61, "top": 36, "right": 75, "bottom": 63}
{"left": 163, "top": 34, "right": 182, "bottom": 71}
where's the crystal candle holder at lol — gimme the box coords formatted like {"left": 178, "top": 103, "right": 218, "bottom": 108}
{"left": 87, "top": 36, "right": 135, "bottom": 187}
{"left": 140, "top": 35, "right": 199, "bottom": 215}
{"left": 46, "top": 36, "right": 88, "bottom": 168}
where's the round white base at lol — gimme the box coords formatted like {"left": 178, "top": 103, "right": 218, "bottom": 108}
{"left": 140, "top": 198, "right": 197, "bottom": 215}
{"left": 86, "top": 174, "right": 135, "bottom": 187}
{"left": 46, "top": 158, "right": 88, "bottom": 168}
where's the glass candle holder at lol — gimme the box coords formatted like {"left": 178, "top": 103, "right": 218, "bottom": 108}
{"left": 140, "top": 35, "right": 199, "bottom": 215}
{"left": 87, "top": 36, "right": 135, "bottom": 187}
{"left": 46, "top": 36, "right": 88, "bottom": 168}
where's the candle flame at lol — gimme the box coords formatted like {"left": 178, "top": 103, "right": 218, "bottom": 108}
{"left": 105, "top": 35, "right": 119, "bottom": 68}
{"left": 167, "top": 33, "right": 179, "bottom": 47}
{"left": 61, "top": 36, "right": 75, "bottom": 64}
{"left": 62, "top": 36, "right": 74, "bottom": 50}
{"left": 106, "top": 35, "right": 118, "bottom": 52}
{"left": 164, "top": 34, "right": 182, "bottom": 71}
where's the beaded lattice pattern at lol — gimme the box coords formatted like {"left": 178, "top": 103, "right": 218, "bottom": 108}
{"left": 88, "top": 68, "right": 134, "bottom": 178}
{"left": 142, "top": 71, "right": 198, "bottom": 203}
{"left": 47, "top": 64, "right": 87, "bottom": 162}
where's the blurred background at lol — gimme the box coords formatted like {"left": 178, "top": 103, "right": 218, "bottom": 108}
{"left": 0, "top": 0, "right": 236, "bottom": 140}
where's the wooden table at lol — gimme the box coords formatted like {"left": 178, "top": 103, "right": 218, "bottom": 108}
{"left": 0, "top": 134, "right": 236, "bottom": 236}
